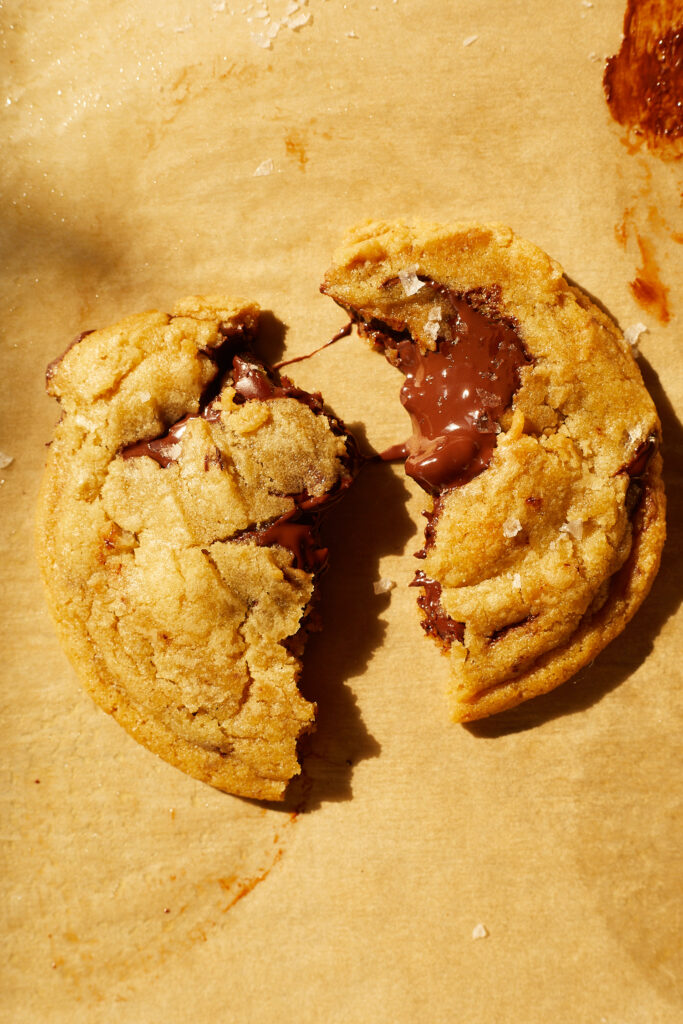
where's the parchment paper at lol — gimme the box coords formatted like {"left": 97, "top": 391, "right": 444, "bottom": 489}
{"left": 2, "top": 2, "right": 681, "bottom": 1021}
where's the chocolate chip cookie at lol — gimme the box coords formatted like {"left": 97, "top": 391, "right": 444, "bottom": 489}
{"left": 322, "top": 220, "right": 666, "bottom": 721}
{"left": 37, "top": 297, "right": 357, "bottom": 799}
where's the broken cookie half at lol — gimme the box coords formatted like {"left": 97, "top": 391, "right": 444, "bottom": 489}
{"left": 322, "top": 220, "right": 666, "bottom": 721}
{"left": 36, "top": 297, "right": 358, "bottom": 799}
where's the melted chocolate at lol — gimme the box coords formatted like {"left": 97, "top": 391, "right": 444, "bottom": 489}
{"left": 230, "top": 354, "right": 325, "bottom": 413}
{"left": 358, "top": 282, "right": 529, "bottom": 494}
{"left": 603, "top": 0, "right": 683, "bottom": 154}
{"left": 411, "top": 571, "right": 464, "bottom": 646}
{"left": 245, "top": 514, "right": 329, "bottom": 574}
{"left": 273, "top": 322, "right": 352, "bottom": 370}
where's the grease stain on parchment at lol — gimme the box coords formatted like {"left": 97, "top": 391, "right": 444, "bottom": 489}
{"left": 613, "top": 161, "right": 681, "bottom": 324}
{"left": 37, "top": 797, "right": 301, "bottom": 1005}
{"left": 572, "top": 720, "right": 683, "bottom": 1006}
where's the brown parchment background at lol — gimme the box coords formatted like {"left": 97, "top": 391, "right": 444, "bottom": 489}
{"left": 1, "top": 2, "right": 681, "bottom": 1021}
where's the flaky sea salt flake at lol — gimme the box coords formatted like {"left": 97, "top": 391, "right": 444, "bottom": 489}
{"left": 560, "top": 520, "right": 584, "bottom": 541}
{"left": 623, "top": 322, "right": 648, "bottom": 352}
{"left": 373, "top": 577, "right": 396, "bottom": 596}
{"left": 512, "top": 572, "right": 522, "bottom": 591}
{"left": 472, "top": 923, "right": 489, "bottom": 940}
{"left": 253, "top": 158, "right": 274, "bottom": 176}
{"left": 502, "top": 517, "right": 522, "bottom": 539}
{"left": 424, "top": 306, "right": 442, "bottom": 343}
{"left": 463, "top": 34, "right": 479, "bottom": 47}
{"left": 251, "top": 31, "right": 272, "bottom": 47}
{"left": 398, "top": 267, "right": 425, "bottom": 297}
{"left": 0, "top": 451, "right": 14, "bottom": 470}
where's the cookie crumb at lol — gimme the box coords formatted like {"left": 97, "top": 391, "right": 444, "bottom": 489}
{"left": 502, "top": 516, "right": 522, "bottom": 538}
{"left": 253, "top": 158, "right": 274, "bottom": 176}
{"left": 623, "top": 322, "right": 648, "bottom": 353}
{"left": 286, "top": 9, "right": 310, "bottom": 29}
{"left": 472, "top": 923, "right": 489, "bottom": 939}
{"left": 373, "top": 577, "right": 396, "bottom": 595}
{"left": 0, "top": 451, "right": 13, "bottom": 470}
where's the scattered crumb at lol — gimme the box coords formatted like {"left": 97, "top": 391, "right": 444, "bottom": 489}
{"left": 502, "top": 516, "right": 522, "bottom": 538}
{"left": 462, "top": 34, "right": 479, "bottom": 47}
{"left": 253, "top": 158, "right": 274, "bottom": 176}
{"left": 373, "top": 577, "right": 396, "bottom": 596}
{"left": 472, "top": 923, "right": 489, "bottom": 939}
{"left": 623, "top": 322, "right": 648, "bottom": 353}
{"left": 346, "top": 30, "right": 359, "bottom": 38}
{"left": 287, "top": 10, "right": 310, "bottom": 29}
{"left": 512, "top": 572, "right": 522, "bottom": 591}
{"left": 243, "top": 1, "right": 312, "bottom": 47}
{"left": 0, "top": 451, "right": 13, "bottom": 470}
{"left": 398, "top": 267, "right": 425, "bottom": 297}
{"left": 560, "top": 520, "right": 584, "bottom": 542}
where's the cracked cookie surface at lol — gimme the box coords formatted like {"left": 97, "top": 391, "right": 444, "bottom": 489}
{"left": 322, "top": 220, "right": 666, "bottom": 721}
{"left": 36, "top": 297, "right": 356, "bottom": 799}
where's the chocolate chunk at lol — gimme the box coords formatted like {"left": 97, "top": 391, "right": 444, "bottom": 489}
{"left": 245, "top": 514, "right": 328, "bottom": 575}
{"left": 121, "top": 416, "right": 191, "bottom": 468}
{"left": 619, "top": 436, "right": 657, "bottom": 478}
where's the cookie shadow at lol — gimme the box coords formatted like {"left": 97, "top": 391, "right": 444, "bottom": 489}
{"left": 255, "top": 310, "right": 288, "bottom": 365}
{"left": 466, "top": 356, "right": 682, "bottom": 738}
{"left": 277, "top": 458, "right": 416, "bottom": 810}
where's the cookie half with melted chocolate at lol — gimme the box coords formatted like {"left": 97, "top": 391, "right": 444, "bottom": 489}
{"left": 36, "top": 297, "right": 357, "bottom": 799}
{"left": 322, "top": 221, "right": 666, "bottom": 721}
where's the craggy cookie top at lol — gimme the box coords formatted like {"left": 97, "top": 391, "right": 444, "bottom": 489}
{"left": 36, "top": 297, "right": 356, "bottom": 799}
{"left": 323, "top": 220, "right": 666, "bottom": 720}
